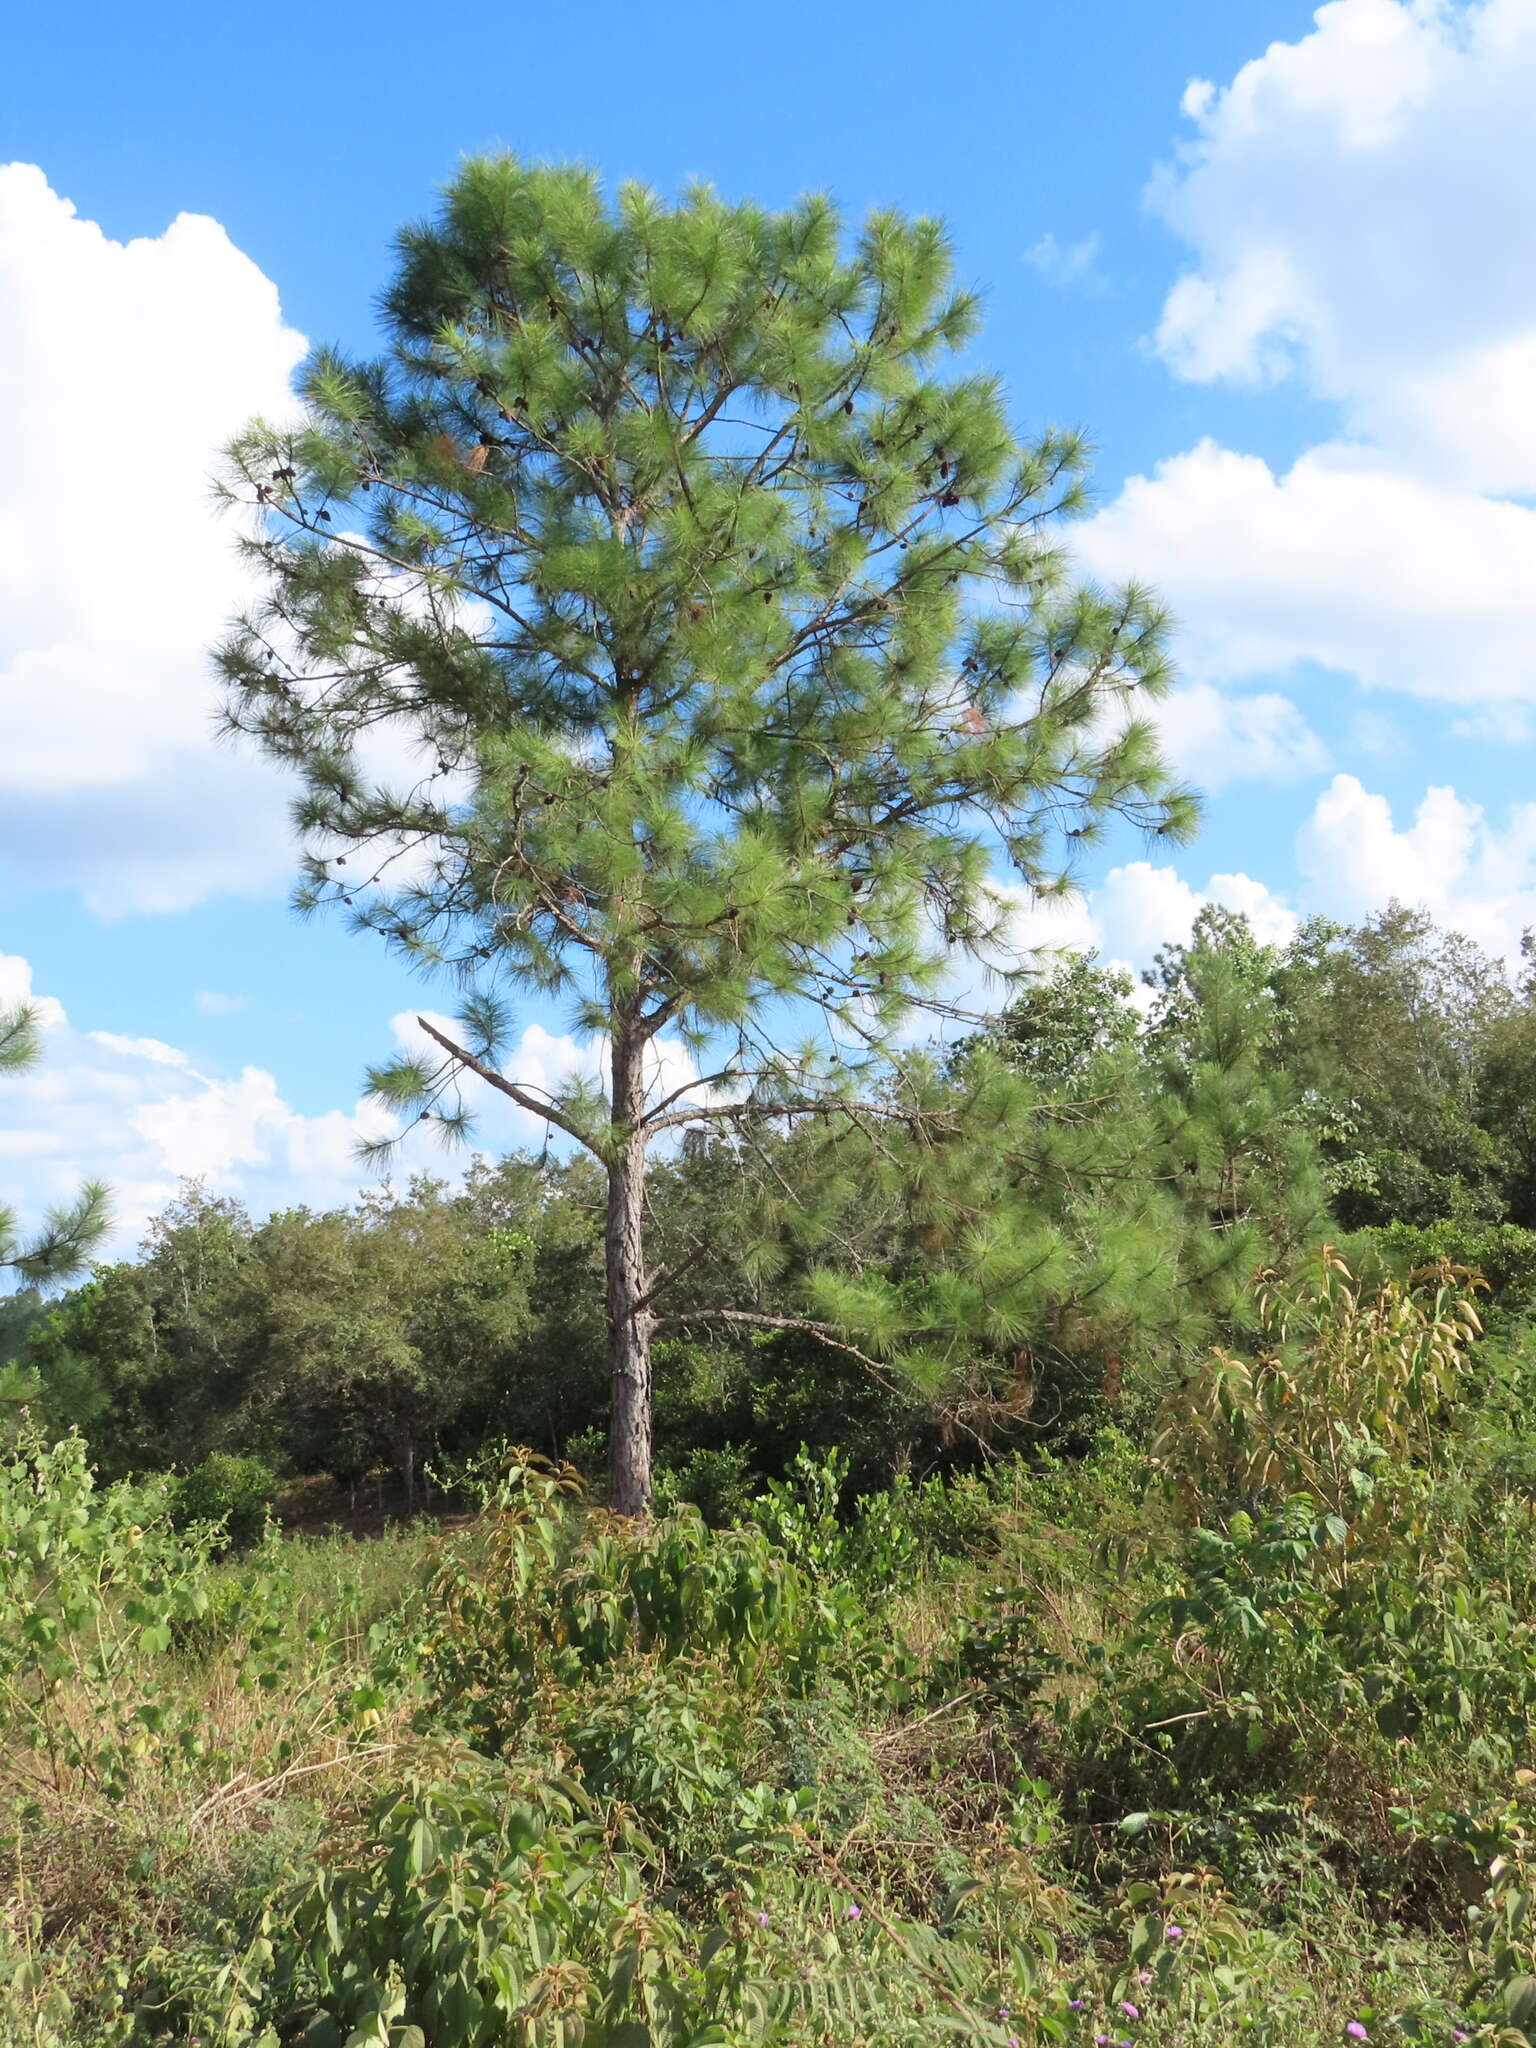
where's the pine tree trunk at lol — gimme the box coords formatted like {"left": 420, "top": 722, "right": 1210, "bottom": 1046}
{"left": 606, "top": 1020, "right": 653, "bottom": 1517}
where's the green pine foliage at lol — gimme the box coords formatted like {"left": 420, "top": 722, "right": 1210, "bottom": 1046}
{"left": 0, "top": 1000, "right": 109, "bottom": 1293}
{"left": 213, "top": 154, "right": 1196, "bottom": 1505}
{"left": 23, "top": 149, "right": 1536, "bottom": 2048}
{"left": 1144, "top": 909, "right": 1329, "bottom": 1315}
{"left": 218, "top": 161, "right": 1193, "bottom": 1079}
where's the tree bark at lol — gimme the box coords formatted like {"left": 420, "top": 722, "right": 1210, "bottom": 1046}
{"left": 605, "top": 1019, "right": 654, "bottom": 1516}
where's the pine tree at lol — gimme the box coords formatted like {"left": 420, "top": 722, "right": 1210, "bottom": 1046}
{"left": 216, "top": 157, "right": 1194, "bottom": 1512}
{"left": 0, "top": 1001, "right": 110, "bottom": 1289}
{"left": 1144, "top": 908, "right": 1329, "bottom": 1314}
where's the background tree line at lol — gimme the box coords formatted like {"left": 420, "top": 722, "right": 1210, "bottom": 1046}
{"left": 11, "top": 898, "right": 1536, "bottom": 1522}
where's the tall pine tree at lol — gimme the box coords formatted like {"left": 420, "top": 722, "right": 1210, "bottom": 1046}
{"left": 216, "top": 158, "right": 1195, "bottom": 1511}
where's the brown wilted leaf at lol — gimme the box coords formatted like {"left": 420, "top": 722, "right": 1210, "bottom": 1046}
{"left": 960, "top": 705, "right": 986, "bottom": 736}
{"left": 464, "top": 443, "right": 489, "bottom": 475}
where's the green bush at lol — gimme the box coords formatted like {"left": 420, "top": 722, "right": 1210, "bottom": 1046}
{"left": 653, "top": 1440, "right": 760, "bottom": 1526}
{"left": 171, "top": 1451, "right": 280, "bottom": 1552}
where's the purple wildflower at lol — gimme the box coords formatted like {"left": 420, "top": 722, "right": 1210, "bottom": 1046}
{"left": 1121, "top": 2003, "right": 1140, "bottom": 2021}
{"left": 755, "top": 1911, "right": 768, "bottom": 1926}
{"left": 846, "top": 1903, "right": 861, "bottom": 1920}
{"left": 1345, "top": 2028, "right": 1368, "bottom": 2044}
{"left": 1165, "top": 1923, "right": 1183, "bottom": 1941}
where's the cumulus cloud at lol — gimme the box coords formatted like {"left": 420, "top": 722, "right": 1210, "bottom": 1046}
{"left": 0, "top": 947, "right": 745, "bottom": 1261}
{"left": 0, "top": 952, "right": 406, "bottom": 1254}
{"left": 0, "top": 164, "right": 305, "bottom": 914}
{"left": 984, "top": 761, "right": 1536, "bottom": 996}
{"left": 1154, "top": 680, "right": 1329, "bottom": 785}
{"left": 1297, "top": 772, "right": 1536, "bottom": 957}
{"left": 1077, "top": 438, "right": 1536, "bottom": 708}
{"left": 1054, "top": 776, "right": 1536, "bottom": 974}
{"left": 993, "top": 858, "right": 1298, "bottom": 983}
{"left": 1150, "top": 0, "right": 1536, "bottom": 490}
{"left": 1075, "top": 0, "right": 1536, "bottom": 726}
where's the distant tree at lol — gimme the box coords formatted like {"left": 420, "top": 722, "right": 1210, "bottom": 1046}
{"left": 234, "top": 1189, "right": 531, "bottom": 1506}
{"left": 0, "top": 1001, "right": 109, "bottom": 1290}
{"left": 786, "top": 918, "right": 1330, "bottom": 1442}
{"left": 1470, "top": 928, "right": 1536, "bottom": 1232}
{"left": 21, "top": 1187, "right": 252, "bottom": 1474}
{"left": 449, "top": 1154, "right": 608, "bottom": 1458}
{"left": 22, "top": 1266, "right": 155, "bottom": 1468}
{"left": 0, "top": 1289, "right": 46, "bottom": 1370}
{"left": 983, "top": 951, "right": 1140, "bottom": 1089}
{"left": 1276, "top": 905, "right": 1514, "bottom": 1228}
{"left": 217, "top": 157, "right": 1194, "bottom": 1511}
{"left": 1145, "top": 908, "right": 1329, "bottom": 1308}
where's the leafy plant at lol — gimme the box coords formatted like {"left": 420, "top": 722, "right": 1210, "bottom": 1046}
{"left": 1154, "top": 1248, "right": 1481, "bottom": 1523}
{"left": 172, "top": 1452, "right": 280, "bottom": 1553}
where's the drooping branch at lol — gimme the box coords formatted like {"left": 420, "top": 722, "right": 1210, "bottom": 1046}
{"left": 653, "top": 1306, "right": 903, "bottom": 1391}
{"left": 413, "top": 1015, "right": 595, "bottom": 1153}
{"left": 641, "top": 1092, "right": 953, "bottom": 1137}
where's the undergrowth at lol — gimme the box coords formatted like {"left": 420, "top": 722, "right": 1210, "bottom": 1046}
{"left": 5, "top": 1257, "right": 1536, "bottom": 2044}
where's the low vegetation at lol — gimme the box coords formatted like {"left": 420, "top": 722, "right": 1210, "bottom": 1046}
{"left": 7, "top": 1230, "right": 1536, "bottom": 2044}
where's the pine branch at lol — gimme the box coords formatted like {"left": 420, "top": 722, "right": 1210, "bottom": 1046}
{"left": 412, "top": 1015, "right": 596, "bottom": 1154}
{"left": 652, "top": 1306, "right": 902, "bottom": 1390}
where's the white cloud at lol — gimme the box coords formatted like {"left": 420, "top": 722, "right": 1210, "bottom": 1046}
{"left": 1035, "top": 778, "right": 1536, "bottom": 973}
{"left": 1093, "top": 860, "right": 1299, "bottom": 955}
{"left": 1024, "top": 231, "right": 1105, "bottom": 290}
{"left": 90, "top": 1032, "right": 191, "bottom": 1068}
{"left": 993, "top": 858, "right": 1298, "bottom": 980}
{"left": 1150, "top": 0, "right": 1536, "bottom": 490}
{"left": 0, "top": 951, "right": 402, "bottom": 1255}
{"left": 1074, "top": 0, "right": 1536, "bottom": 731}
{"left": 194, "top": 990, "right": 248, "bottom": 1017}
{"left": 0, "top": 164, "right": 305, "bottom": 914}
{"left": 1077, "top": 438, "right": 1536, "bottom": 709}
{"left": 978, "top": 763, "right": 1536, "bottom": 996}
{"left": 1155, "top": 680, "right": 1329, "bottom": 785}
{"left": 1296, "top": 771, "right": 1536, "bottom": 957}
{"left": 0, "top": 956, "right": 755, "bottom": 1264}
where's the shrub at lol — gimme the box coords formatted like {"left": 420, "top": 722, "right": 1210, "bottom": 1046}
{"left": 172, "top": 1451, "right": 280, "bottom": 1552}
{"left": 1153, "top": 1248, "right": 1480, "bottom": 1523}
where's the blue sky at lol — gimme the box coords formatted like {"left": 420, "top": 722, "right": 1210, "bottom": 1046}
{"left": 7, "top": 0, "right": 1536, "bottom": 1250}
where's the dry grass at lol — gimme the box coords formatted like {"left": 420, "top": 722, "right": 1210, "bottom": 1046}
{"left": 0, "top": 1525, "right": 438, "bottom": 2032}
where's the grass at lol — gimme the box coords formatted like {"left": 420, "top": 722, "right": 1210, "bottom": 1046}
{"left": 0, "top": 1425, "right": 1526, "bottom": 2046}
